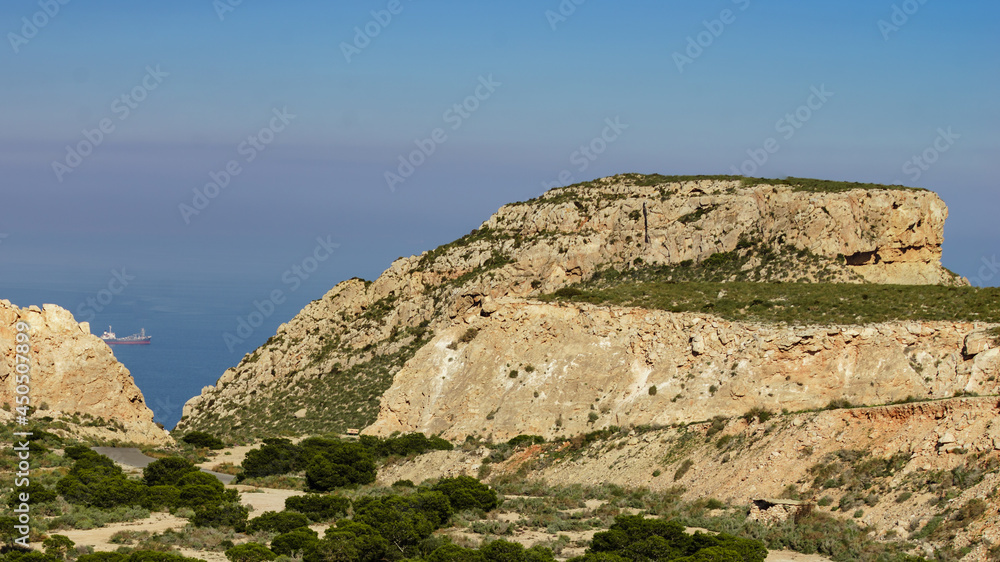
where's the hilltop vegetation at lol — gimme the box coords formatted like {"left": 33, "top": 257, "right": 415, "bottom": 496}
{"left": 514, "top": 174, "right": 924, "bottom": 207}
{"left": 544, "top": 279, "right": 1000, "bottom": 326}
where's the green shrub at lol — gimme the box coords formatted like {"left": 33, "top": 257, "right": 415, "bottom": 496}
{"left": 506, "top": 435, "right": 545, "bottom": 448}
{"left": 42, "top": 534, "right": 75, "bottom": 559}
{"left": 589, "top": 515, "right": 765, "bottom": 562}
{"left": 78, "top": 554, "right": 126, "bottom": 562}
{"left": 143, "top": 458, "right": 200, "bottom": 487}
{"left": 140, "top": 485, "right": 181, "bottom": 511}
{"left": 284, "top": 494, "right": 350, "bottom": 522}
{"left": 432, "top": 476, "right": 499, "bottom": 512}
{"left": 224, "top": 543, "right": 276, "bottom": 562}
{"left": 247, "top": 511, "right": 311, "bottom": 534}
{"left": 8, "top": 481, "right": 57, "bottom": 508}
{"left": 704, "top": 499, "right": 725, "bottom": 510}
{"left": 648, "top": 386, "right": 658, "bottom": 396}
{"left": 353, "top": 492, "right": 453, "bottom": 543}
{"left": 269, "top": 528, "right": 319, "bottom": 557}
{"left": 674, "top": 459, "right": 695, "bottom": 482}
{"left": 241, "top": 439, "right": 301, "bottom": 478}
{"left": 705, "top": 416, "right": 727, "bottom": 439}
{"left": 181, "top": 431, "right": 225, "bottom": 450}
{"left": 741, "top": 408, "right": 772, "bottom": 424}
{"left": 191, "top": 502, "right": 248, "bottom": 532}
{"left": 357, "top": 433, "right": 454, "bottom": 459}
{"left": 304, "top": 443, "right": 376, "bottom": 491}
{"left": 56, "top": 456, "right": 146, "bottom": 509}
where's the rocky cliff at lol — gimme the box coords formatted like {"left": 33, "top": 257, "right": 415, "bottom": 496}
{"left": 365, "top": 300, "right": 998, "bottom": 441}
{"left": 176, "top": 175, "right": 969, "bottom": 439}
{"left": 0, "top": 300, "right": 170, "bottom": 445}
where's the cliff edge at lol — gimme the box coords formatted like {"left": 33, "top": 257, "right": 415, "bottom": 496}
{"left": 0, "top": 300, "right": 170, "bottom": 445}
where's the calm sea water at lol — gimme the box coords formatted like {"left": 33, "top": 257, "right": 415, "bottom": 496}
{"left": 2, "top": 273, "right": 334, "bottom": 430}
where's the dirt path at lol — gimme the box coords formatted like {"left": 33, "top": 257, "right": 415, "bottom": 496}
{"left": 232, "top": 485, "right": 306, "bottom": 515}
{"left": 93, "top": 447, "right": 235, "bottom": 484}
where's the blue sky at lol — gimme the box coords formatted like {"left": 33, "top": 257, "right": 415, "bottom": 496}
{"left": 2, "top": 0, "right": 998, "bottom": 292}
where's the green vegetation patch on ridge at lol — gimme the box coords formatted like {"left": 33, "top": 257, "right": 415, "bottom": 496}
{"left": 543, "top": 281, "right": 1000, "bottom": 326}
{"left": 626, "top": 174, "right": 924, "bottom": 194}
{"left": 514, "top": 174, "right": 924, "bottom": 207}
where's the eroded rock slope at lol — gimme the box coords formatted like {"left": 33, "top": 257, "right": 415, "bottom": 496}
{"left": 176, "top": 176, "right": 966, "bottom": 439}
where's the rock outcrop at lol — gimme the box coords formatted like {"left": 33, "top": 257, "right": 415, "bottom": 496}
{"left": 0, "top": 300, "right": 170, "bottom": 445}
{"left": 176, "top": 176, "right": 967, "bottom": 438}
{"left": 376, "top": 396, "right": 1000, "bottom": 559}
{"left": 365, "top": 299, "right": 998, "bottom": 440}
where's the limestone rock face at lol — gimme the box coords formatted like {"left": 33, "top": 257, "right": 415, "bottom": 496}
{"left": 365, "top": 300, "right": 999, "bottom": 441}
{"left": 485, "top": 180, "right": 959, "bottom": 286}
{"left": 176, "top": 176, "right": 966, "bottom": 438}
{"left": 0, "top": 300, "right": 169, "bottom": 444}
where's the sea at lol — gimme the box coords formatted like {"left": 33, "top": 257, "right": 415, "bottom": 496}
{"left": 2, "top": 270, "right": 346, "bottom": 430}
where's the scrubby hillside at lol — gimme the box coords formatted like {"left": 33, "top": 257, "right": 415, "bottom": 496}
{"left": 378, "top": 396, "right": 1000, "bottom": 560}
{"left": 176, "top": 175, "right": 971, "bottom": 440}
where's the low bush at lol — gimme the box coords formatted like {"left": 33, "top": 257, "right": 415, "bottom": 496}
{"left": 741, "top": 408, "right": 773, "bottom": 424}
{"left": 143, "top": 458, "right": 200, "bottom": 487}
{"left": 224, "top": 543, "right": 276, "bottom": 562}
{"left": 432, "top": 476, "right": 499, "bottom": 512}
{"left": 674, "top": 459, "right": 694, "bottom": 482}
{"left": 246, "top": 511, "right": 311, "bottom": 534}
{"left": 181, "top": 431, "right": 225, "bottom": 450}
{"left": 191, "top": 502, "right": 248, "bottom": 532}
{"left": 269, "top": 528, "right": 319, "bottom": 557}
{"left": 284, "top": 494, "right": 350, "bottom": 522}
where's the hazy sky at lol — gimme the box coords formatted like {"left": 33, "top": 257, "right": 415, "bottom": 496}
{"left": 2, "top": 0, "right": 998, "bottom": 291}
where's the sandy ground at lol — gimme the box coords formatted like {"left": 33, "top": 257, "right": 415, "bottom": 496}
{"left": 232, "top": 484, "right": 307, "bottom": 515}
{"left": 196, "top": 444, "right": 261, "bottom": 473}
{"left": 35, "top": 512, "right": 189, "bottom": 553}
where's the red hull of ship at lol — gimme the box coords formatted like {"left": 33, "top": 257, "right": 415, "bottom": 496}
{"left": 103, "top": 339, "right": 151, "bottom": 345}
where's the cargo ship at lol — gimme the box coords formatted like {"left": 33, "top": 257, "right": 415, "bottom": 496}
{"left": 100, "top": 326, "right": 151, "bottom": 345}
